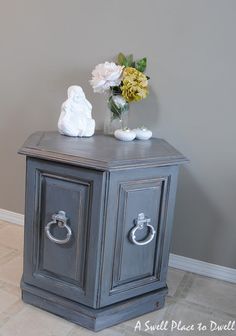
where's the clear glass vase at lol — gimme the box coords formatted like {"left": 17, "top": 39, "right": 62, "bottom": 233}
{"left": 103, "top": 95, "right": 129, "bottom": 135}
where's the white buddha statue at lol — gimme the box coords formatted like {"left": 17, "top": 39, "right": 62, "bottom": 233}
{"left": 58, "top": 85, "right": 95, "bottom": 137}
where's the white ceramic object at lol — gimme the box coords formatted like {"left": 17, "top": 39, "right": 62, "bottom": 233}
{"left": 133, "top": 127, "right": 152, "bottom": 140}
{"left": 58, "top": 85, "right": 95, "bottom": 137}
{"left": 114, "top": 128, "right": 136, "bottom": 141}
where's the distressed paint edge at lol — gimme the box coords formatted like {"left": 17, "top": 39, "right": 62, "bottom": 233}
{"left": 0, "top": 208, "right": 235, "bottom": 284}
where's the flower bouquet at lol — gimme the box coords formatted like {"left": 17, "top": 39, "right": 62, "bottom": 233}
{"left": 90, "top": 53, "right": 149, "bottom": 134}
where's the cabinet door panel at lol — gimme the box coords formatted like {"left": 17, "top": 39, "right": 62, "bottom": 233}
{"left": 113, "top": 179, "right": 163, "bottom": 287}
{"left": 100, "top": 166, "right": 179, "bottom": 307}
{"left": 23, "top": 158, "right": 105, "bottom": 307}
{"left": 40, "top": 174, "right": 89, "bottom": 289}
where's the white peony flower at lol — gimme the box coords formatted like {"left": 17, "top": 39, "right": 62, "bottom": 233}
{"left": 90, "top": 62, "right": 124, "bottom": 93}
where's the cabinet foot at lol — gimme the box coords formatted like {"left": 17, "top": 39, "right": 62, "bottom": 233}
{"left": 21, "top": 281, "right": 167, "bottom": 332}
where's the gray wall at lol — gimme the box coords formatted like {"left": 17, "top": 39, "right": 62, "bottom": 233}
{"left": 0, "top": 0, "right": 235, "bottom": 269}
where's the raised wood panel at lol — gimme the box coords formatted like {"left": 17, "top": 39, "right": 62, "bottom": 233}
{"left": 34, "top": 171, "right": 91, "bottom": 293}
{"left": 23, "top": 158, "right": 106, "bottom": 308}
{"left": 99, "top": 165, "right": 179, "bottom": 307}
{"left": 111, "top": 177, "right": 169, "bottom": 294}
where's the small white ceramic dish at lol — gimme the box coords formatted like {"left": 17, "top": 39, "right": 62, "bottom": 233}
{"left": 133, "top": 127, "right": 152, "bottom": 140}
{"left": 114, "top": 128, "right": 136, "bottom": 141}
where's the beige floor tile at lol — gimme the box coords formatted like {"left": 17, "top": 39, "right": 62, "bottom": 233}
{"left": 0, "top": 225, "right": 23, "bottom": 252}
{"left": 158, "top": 300, "right": 236, "bottom": 336}
{"left": 0, "top": 305, "right": 74, "bottom": 336}
{"left": 0, "top": 256, "right": 23, "bottom": 287}
{"left": 0, "top": 222, "right": 6, "bottom": 229}
{"left": 0, "top": 298, "right": 24, "bottom": 317}
{"left": 166, "top": 268, "right": 186, "bottom": 297}
{"left": 184, "top": 275, "right": 236, "bottom": 317}
{"left": 0, "top": 279, "right": 21, "bottom": 297}
{"left": 69, "top": 325, "right": 133, "bottom": 336}
{"left": 119, "top": 304, "right": 170, "bottom": 336}
{"left": 0, "top": 288, "right": 19, "bottom": 314}
{"left": 0, "top": 245, "right": 19, "bottom": 266}
{"left": 0, "top": 300, "right": 25, "bottom": 329}
{"left": 0, "top": 246, "right": 13, "bottom": 260}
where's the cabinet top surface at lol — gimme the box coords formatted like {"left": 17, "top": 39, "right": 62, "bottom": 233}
{"left": 19, "top": 131, "right": 188, "bottom": 170}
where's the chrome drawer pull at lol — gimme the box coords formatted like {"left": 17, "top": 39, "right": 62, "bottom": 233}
{"left": 45, "top": 211, "right": 72, "bottom": 245}
{"left": 130, "top": 213, "right": 156, "bottom": 246}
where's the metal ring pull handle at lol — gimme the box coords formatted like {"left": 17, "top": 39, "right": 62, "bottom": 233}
{"left": 45, "top": 211, "right": 72, "bottom": 245}
{"left": 130, "top": 213, "right": 156, "bottom": 246}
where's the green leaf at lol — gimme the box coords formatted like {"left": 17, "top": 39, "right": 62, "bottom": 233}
{"left": 108, "top": 96, "right": 122, "bottom": 119}
{"left": 135, "top": 57, "right": 147, "bottom": 72}
{"left": 126, "top": 54, "right": 133, "bottom": 67}
{"left": 108, "top": 95, "right": 129, "bottom": 119}
{"left": 119, "top": 53, "right": 134, "bottom": 67}
{"left": 123, "top": 59, "right": 129, "bottom": 67}
{"left": 111, "top": 86, "right": 122, "bottom": 95}
{"left": 117, "top": 52, "right": 126, "bottom": 66}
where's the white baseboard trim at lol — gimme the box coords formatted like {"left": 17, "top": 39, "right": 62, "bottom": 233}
{"left": 169, "top": 253, "right": 236, "bottom": 284}
{"left": 0, "top": 208, "right": 235, "bottom": 283}
{"left": 0, "top": 208, "right": 24, "bottom": 226}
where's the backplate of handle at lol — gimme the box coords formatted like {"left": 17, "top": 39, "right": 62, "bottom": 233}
{"left": 129, "top": 213, "right": 156, "bottom": 246}
{"left": 45, "top": 211, "right": 72, "bottom": 245}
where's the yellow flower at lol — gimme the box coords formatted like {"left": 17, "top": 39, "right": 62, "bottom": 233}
{"left": 121, "top": 67, "right": 148, "bottom": 103}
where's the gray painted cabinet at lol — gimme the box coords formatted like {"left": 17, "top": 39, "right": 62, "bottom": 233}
{"left": 19, "top": 132, "right": 187, "bottom": 331}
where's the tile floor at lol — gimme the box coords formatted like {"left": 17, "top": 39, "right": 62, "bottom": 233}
{"left": 0, "top": 220, "right": 235, "bottom": 336}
